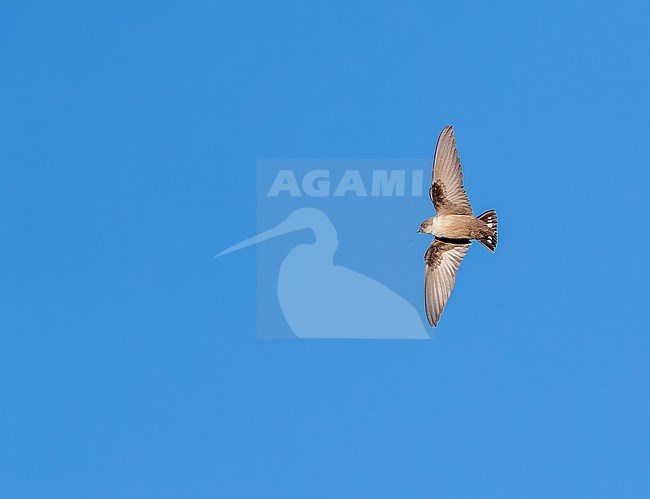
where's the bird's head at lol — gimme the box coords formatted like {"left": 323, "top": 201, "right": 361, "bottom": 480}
{"left": 418, "top": 218, "right": 435, "bottom": 235}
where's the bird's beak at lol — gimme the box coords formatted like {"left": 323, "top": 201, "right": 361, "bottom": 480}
{"left": 417, "top": 228, "right": 422, "bottom": 233}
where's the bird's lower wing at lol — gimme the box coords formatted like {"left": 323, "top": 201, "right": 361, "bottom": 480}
{"left": 424, "top": 239, "right": 470, "bottom": 326}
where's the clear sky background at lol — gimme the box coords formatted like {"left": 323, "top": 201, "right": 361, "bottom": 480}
{"left": 2, "top": 1, "right": 650, "bottom": 497}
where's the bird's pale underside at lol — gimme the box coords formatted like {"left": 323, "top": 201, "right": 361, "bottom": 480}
{"left": 418, "top": 126, "right": 498, "bottom": 327}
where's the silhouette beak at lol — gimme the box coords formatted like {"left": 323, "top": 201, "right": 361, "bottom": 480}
{"left": 216, "top": 215, "right": 303, "bottom": 257}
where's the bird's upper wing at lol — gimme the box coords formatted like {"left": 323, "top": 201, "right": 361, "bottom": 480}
{"left": 424, "top": 238, "right": 470, "bottom": 327}
{"left": 429, "top": 126, "right": 473, "bottom": 215}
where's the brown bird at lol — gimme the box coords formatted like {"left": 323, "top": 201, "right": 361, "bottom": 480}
{"left": 418, "top": 126, "right": 498, "bottom": 327}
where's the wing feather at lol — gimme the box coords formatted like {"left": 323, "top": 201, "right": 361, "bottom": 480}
{"left": 429, "top": 126, "right": 473, "bottom": 215}
{"left": 424, "top": 239, "right": 470, "bottom": 326}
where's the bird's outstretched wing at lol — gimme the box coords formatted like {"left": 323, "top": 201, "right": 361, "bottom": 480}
{"left": 424, "top": 238, "right": 470, "bottom": 327}
{"left": 429, "top": 126, "right": 473, "bottom": 215}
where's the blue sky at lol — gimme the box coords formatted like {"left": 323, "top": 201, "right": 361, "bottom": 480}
{"left": 2, "top": 1, "right": 650, "bottom": 497}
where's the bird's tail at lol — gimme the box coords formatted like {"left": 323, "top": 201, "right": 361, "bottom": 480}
{"left": 476, "top": 210, "right": 497, "bottom": 252}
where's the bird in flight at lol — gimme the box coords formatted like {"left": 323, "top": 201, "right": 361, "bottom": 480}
{"left": 418, "top": 126, "right": 498, "bottom": 327}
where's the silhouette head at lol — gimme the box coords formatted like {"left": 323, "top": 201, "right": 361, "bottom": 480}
{"left": 217, "top": 207, "right": 338, "bottom": 257}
